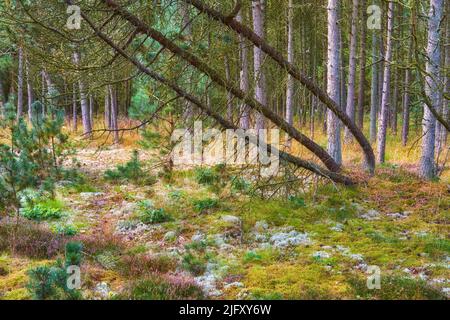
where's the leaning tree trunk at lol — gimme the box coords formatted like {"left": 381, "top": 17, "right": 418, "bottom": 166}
{"left": 327, "top": 0, "right": 343, "bottom": 165}
{"left": 237, "top": 10, "right": 250, "bottom": 130}
{"left": 25, "top": 57, "right": 33, "bottom": 121}
{"left": 377, "top": 1, "right": 394, "bottom": 163}
{"left": 252, "top": 0, "right": 267, "bottom": 131}
{"left": 356, "top": 0, "right": 367, "bottom": 130}
{"left": 17, "top": 46, "right": 24, "bottom": 121}
{"left": 73, "top": 52, "right": 92, "bottom": 137}
{"left": 285, "top": 0, "right": 295, "bottom": 148}
{"left": 420, "top": 0, "right": 443, "bottom": 180}
{"left": 344, "top": 0, "right": 359, "bottom": 144}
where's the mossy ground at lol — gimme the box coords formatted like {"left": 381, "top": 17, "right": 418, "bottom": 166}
{"left": 0, "top": 124, "right": 448, "bottom": 300}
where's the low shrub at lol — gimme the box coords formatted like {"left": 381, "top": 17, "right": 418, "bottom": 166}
{"left": 140, "top": 208, "right": 173, "bottom": 225}
{"left": 0, "top": 220, "right": 65, "bottom": 258}
{"left": 181, "top": 252, "right": 207, "bottom": 276}
{"left": 195, "top": 167, "right": 220, "bottom": 186}
{"left": 117, "top": 254, "right": 177, "bottom": 278}
{"left": 192, "top": 198, "right": 219, "bottom": 214}
{"left": 116, "top": 275, "right": 205, "bottom": 300}
{"left": 21, "top": 204, "right": 63, "bottom": 221}
{"left": 104, "top": 150, "right": 155, "bottom": 185}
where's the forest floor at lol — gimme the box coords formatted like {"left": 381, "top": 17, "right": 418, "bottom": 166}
{"left": 0, "top": 129, "right": 449, "bottom": 300}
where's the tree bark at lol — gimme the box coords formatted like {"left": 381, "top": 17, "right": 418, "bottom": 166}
{"left": 25, "top": 57, "right": 33, "bottom": 121}
{"left": 237, "top": 11, "right": 250, "bottom": 130}
{"left": 402, "top": 35, "right": 413, "bottom": 146}
{"left": 17, "top": 47, "right": 24, "bottom": 121}
{"left": 109, "top": 85, "right": 120, "bottom": 144}
{"left": 377, "top": 1, "right": 394, "bottom": 164}
{"left": 344, "top": 0, "right": 360, "bottom": 144}
{"left": 420, "top": 0, "right": 443, "bottom": 180}
{"left": 72, "top": 83, "right": 77, "bottom": 132}
{"left": 357, "top": 0, "right": 367, "bottom": 130}
{"left": 73, "top": 52, "right": 92, "bottom": 137}
{"left": 104, "top": 86, "right": 111, "bottom": 129}
{"left": 285, "top": 0, "right": 295, "bottom": 148}
{"left": 369, "top": 32, "right": 379, "bottom": 144}
{"left": 327, "top": 0, "right": 343, "bottom": 165}
{"left": 252, "top": 0, "right": 267, "bottom": 131}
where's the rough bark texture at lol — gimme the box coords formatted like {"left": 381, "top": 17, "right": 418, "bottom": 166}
{"left": 356, "top": 0, "right": 367, "bottom": 130}
{"left": 285, "top": 0, "right": 295, "bottom": 148}
{"left": 104, "top": 86, "right": 111, "bottom": 129}
{"left": 73, "top": 52, "right": 92, "bottom": 137}
{"left": 252, "top": 0, "right": 267, "bottom": 131}
{"left": 369, "top": 32, "right": 379, "bottom": 144}
{"left": 402, "top": 35, "right": 413, "bottom": 146}
{"left": 237, "top": 11, "right": 250, "bottom": 130}
{"left": 344, "top": 0, "right": 359, "bottom": 144}
{"left": 327, "top": 0, "right": 342, "bottom": 165}
{"left": 420, "top": 0, "right": 443, "bottom": 180}
{"left": 377, "top": 1, "right": 394, "bottom": 164}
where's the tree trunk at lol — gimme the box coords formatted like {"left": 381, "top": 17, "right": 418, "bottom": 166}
{"left": 369, "top": 32, "right": 379, "bottom": 143}
{"left": 72, "top": 83, "right": 77, "bottom": 132}
{"left": 237, "top": 11, "right": 250, "bottom": 130}
{"left": 327, "top": 0, "right": 342, "bottom": 165}
{"left": 285, "top": 0, "right": 295, "bottom": 148}
{"left": 224, "top": 55, "right": 233, "bottom": 122}
{"left": 356, "top": 0, "right": 367, "bottom": 130}
{"left": 377, "top": 1, "right": 394, "bottom": 164}
{"left": 109, "top": 85, "right": 120, "bottom": 144}
{"left": 420, "top": 0, "right": 443, "bottom": 180}
{"left": 73, "top": 52, "right": 92, "bottom": 137}
{"left": 104, "top": 86, "right": 111, "bottom": 129}
{"left": 402, "top": 35, "right": 413, "bottom": 146}
{"left": 89, "top": 93, "right": 94, "bottom": 129}
{"left": 344, "top": 0, "right": 359, "bottom": 144}
{"left": 17, "top": 47, "right": 24, "bottom": 121}
{"left": 252, "top": 0, "right": 267, "bottom": 131}
{"left": 25, "top": 57, "right": 33, "bottom": 121}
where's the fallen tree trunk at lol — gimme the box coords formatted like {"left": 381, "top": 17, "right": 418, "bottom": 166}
{"left": 77, "top": 8, "right": 356, "bottom": 186}
{"left": 99, "top": 0, "right": 341, "bottom": 173}
{"left": 182, "top": 0, "right": 376, "bottom": 174}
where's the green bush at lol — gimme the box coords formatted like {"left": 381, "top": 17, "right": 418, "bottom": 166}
{"left": 231, "top": 176, "right": 251, "bottom": 193}
{"left": 288, "top": 195, "right": 306, "bottom": 208}
{"left": 104, "top": 150, "right": 155, "bottom": 185}
{"left": 21, "top": 204, "right": 63, "bottom": 221}
{"left": 181, "top": 252, "right": 207, "bottom": 276}
{"left": 140, "top": 208, "right": 173, "bottom": 224}
{"left": 195, "top": 167, "right": 219, "bottom": 186}
{"left": 192, "top": 198, "right": 219, "bottom": 213}
{"left": 65, "top": 242, "right": 83, "bottom": 267}
{"left": 52, "top": 224, "right": 79, "bottom": 236}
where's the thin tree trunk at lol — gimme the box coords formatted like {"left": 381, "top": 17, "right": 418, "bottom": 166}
{"left": 104, "top": 86, "right": 111, "bottom": 129}
{"left": 109, "top": 85, "right": 120, "bottom": 144}
{"left": 89, "top": 93, "right": 94, "bottom": 129}
{"left": 237, "top": 11, "right": 250, "bottom": 130}
{"left": 369, "top": 32, "right": 379, "bottom": 143}
{"left": 25, "top": 57, "right": 33, "bottom": 121}
{"left": 344, "top": 0, "right": 360, "bottom": 144}
{"left": 72, "top": 83, "right": 77, "bottom": 132}
{"left": 420, "top": 0, "right": 443, "bottom": 179}
{"left": 402, "top": 34, "right": 413, "bottom": 146}
{"left": 17, "top": 47, "right": 24, "bottom": 121}
{"left": 327, "top": 0, "right": 342, "bottom": 165}
{"left": 285, "top": 0, "right": 295, "bottom": 148}
{"left": 252, "top": 0, "right": 267, "bottom": 130}
{"left": 224, "top": 55, "right": 233, "bottom": 122}
{"left": 377, "top": 1, "right": 394, "bottom": 163}
{"left": 357, "top": 0, "right": 367, "bottom": 130}
{"left": 73, "top": 52, "right": 92, "bottom": 137}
